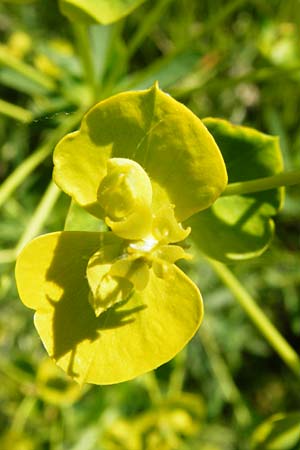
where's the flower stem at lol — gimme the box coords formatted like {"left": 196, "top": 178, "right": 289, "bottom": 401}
{"left": 222, "top": 169, "right": 300, "bottom": 197}
{"left": 72, "top": 23, "right": 97, "bottom": 102}
{"left": 167, "top": 348, "right": 187, "bottom": 397}
{"left": 11, "top": 396, "right": 36, "bottom": 434}
{"left": 0, "top": 249, "right": 17, "bottom": 264}
{"left": 141, "top": 371, "right": 162, "bottom": 404}
{"left": 207, "top": 258, "right": 300, "bottom": 378}
{"left": 0, "top": 146, "right": 49, "bottom": 209}
{"left": 0, "top": 98, "right": 33, "bottom": 123}
{"left": 16, "top": 181, "right": 61, "bottom": 254}
{"left": 0, "top": 182, "right": 61, "bottom": 265}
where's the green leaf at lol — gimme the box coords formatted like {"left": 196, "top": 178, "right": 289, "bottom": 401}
{"left": 188, "top": 118, "right": 284, "bottom": 262}
{"left": 251, "top": 412, "right": 300, "bottom": 450}
{"left": 59, "top": 0, "right": 146, "bottom": 25}
{"left": 15, "top": 231, "right": 203, "bottom": 384}
{"left": 64, "top": 200, "right": 106, "bottom": 232}
{"left": 53, "top": 84, "right": 227, "bottom": 222}
{"left": 118, "top": 49, "right": 202, "bottom": 91}
{"left": 0, "top": 68, "right": 50, "bottom": 97}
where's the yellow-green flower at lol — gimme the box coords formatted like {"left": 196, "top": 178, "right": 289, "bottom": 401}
{"left": 16, "top": 83, "right": 228, "bottom": 385}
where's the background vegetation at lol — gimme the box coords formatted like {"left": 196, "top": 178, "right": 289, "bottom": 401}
{"left": 0, "top": 0, "right": 300, "bottom": 448}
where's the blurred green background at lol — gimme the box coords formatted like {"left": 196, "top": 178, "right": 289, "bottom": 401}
{"left": 0, "top": 0, "right": 300, "bottom": 449}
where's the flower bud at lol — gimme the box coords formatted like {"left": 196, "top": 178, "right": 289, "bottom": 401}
{"left": 98, "top": 158, "right": 153, "bottom": 240}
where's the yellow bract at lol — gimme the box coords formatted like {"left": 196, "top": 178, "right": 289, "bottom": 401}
{"left": 53, "top": 83, "right": 228, "bottom": 221}
{"left": 16, "top": 231, "right": 203, "bottom": 385}
{"left": 16, "top": 84, "right": 230, "bottom": 385}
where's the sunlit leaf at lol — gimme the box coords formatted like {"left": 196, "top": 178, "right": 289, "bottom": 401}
{"left": 118, "top": 49, "right": 202, "bottom": 91}
{"left": 59, "top": 0, "right": 146, "bottom": 25}
{"left": 53, "top": 84, "right": 227, "bottom": 222}
{"left": 15, "top": 231, "right": 203, "bottom": 384}
{"left": 188, "top": 118, "right": 284, "bottom": 262}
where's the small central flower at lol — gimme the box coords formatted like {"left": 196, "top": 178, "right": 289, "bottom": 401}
{"left": 128, "top": 235, "right": 158, "bottom": 253}
{"left": 97, "top": 158, "right": 153, "bottom": 240}
{"left": 86, "top": 157, "right": 192, "bottom": 317}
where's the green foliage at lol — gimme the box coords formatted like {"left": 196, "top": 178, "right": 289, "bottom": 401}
{"left": 1, "top": 0, "right": 300, "bottom": 448}
{"left": 189, "top": 118, "right": 283, "bottom": 262}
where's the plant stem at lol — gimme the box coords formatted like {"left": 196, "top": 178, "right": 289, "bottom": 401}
{"left": 0, "top": 146, "right": 49, "bottom": 209}
{"left": 0, "top": 249, "right": 17, "bottom": 264}
{"left": 222, "top": 169, "right": 300, "bottom": 197}
{"left": 15, "top": 181, "right": 61, "bottom": 255}
{"left": 0, "top": 110, "right": 82, "bottom": 209}
{"left": 0, "top": 44, "right": 56, "bottom": 92}
{"left": 0, "top": 98, "right": 33, "bottom": 123}
{"left": 72, "top": 23, "right": 97, "bottom": 101}
{"left": 199, "top": 321, "right": 252, "bottom": 427}
{"left": 142, "top": 371, "right": 162, "bottom": 404}
{"left": 208, "top": 258, "right": 300, "bottom": 378}
{"left": 99, "top": 21, "right": 126, "bottom": 98}
{"left": 0, "top": 357, "right": 33, "bottom": 385}
{"left": 11, "top": 396, "right": 36, "bottom": 434}
{"left": 167, "top": 348, "right": 187, "bottom": 397}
